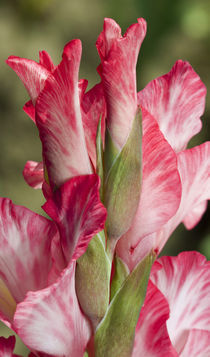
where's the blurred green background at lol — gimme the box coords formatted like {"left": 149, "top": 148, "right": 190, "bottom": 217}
{"left": 0, "top": 0, "right": 209, "bottom": 354}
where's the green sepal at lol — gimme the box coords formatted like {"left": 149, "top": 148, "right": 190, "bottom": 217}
{"left": 104, "top": 109, "right": 142, "bottom": 242}
{"left": 104, "top": 129, "right": 120, "bottom": 179}
{"left": 110, "top": 255, "right": 129, "bottom": 301}
{"left": 94, "top": 252, "right": 155, "bottom": 357}
{"left": 96, "top": 116, "right": 104, "bottom": 200}
{"left": 75, "top": 233, "right": 111, "bottom": 330}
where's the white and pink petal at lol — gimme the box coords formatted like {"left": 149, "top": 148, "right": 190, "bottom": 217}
{"left": 23, "top": 161, "right": 44, "bottom": 189}
{"left": 96, "top": 18, "right": 146, "bottom": 149}
{"left": 155, "top": 141, "right": 210, "bottom": 253}
{"left": 14, "top": 262, "right": 91, "bottom": 357}
{"left": 116, "top": 109, "right": 181, "bottom": 271}
{"left": 178, "top": 142, "right": 210, "bottom": 228}
{"left": 0, "top": 198, "right": 57, "bottom": 323}
{"left": 6, "top": 57, "right": 50, "bottom": 105}
{"left": 132, "top": 281, "right": 178, "bottom": 357}
{"left": 36, "top": 40, "right": 92, "bottom": 188}
{"left": 151, "top": 252, "right": 210, "bottom": 354}
{"left": 43, "top": 174, "right": 107, "bottom": 264}
{"left": 180, "top": 329, "right": 210, "bottom": 357}
{"left": 138, "top": 60, "right": 206, "bottom": 152}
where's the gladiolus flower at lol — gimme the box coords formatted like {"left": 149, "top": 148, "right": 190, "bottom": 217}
{"left": 3, "top": 17, "right": 210, "bottom": 357}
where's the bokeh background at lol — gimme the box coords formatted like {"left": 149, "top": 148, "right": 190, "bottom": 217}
{"left": 0, "top": 0, "right": 210, "bottom": 354}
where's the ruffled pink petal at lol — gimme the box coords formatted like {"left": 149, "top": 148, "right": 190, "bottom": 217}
{"left": 23, "top": 161, "right": 44, "bottom": 189}
{"left": 178, "top": 142, "right": 210, "bottom": 227}
{"left": 96, "top": 18, "right": 146, "bottom": 149}
{"left": 43, "top": 174, "right": 107, "bottom": 264}
{"left": 22, "top": 52, "right": 55, "bottom": 123}
{"left": 132, "top": 281, "right": 178, "bottom": 357}
{"left": 180, "top": 329, "right": 210, "bottom": 357}
{"left": 6, "top": 57, "right": 50, "bottom": 105}
{"left": 116, "top": 109, "right": 181, "bottom": 271}
{"left": 35, "top": 40, "right": 92, "bottom": 188}
{"left": 155, "top": 141, "right": 210, "bottom": 252}
{"left": 39, "top": 50, "right": 55, "bottom": 72}
{"left": 138, "top": 60, "right": 206, "bottom": 152}
{"left": 14, "top": 262, "right": 91, "bottom": 357}
{"left": 0, "top": 336, "right": 19, "bottom": 357}
{"left": 0, "top": 198, "right": 57, "bottom": 322}
{"left": 81, "top": 83, "right": 106, "bottom": 168}
{"left": 151, "top": 252, "right": 210, "bottom": 354}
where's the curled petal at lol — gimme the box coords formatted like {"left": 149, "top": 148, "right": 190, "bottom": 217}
{"left": 117, "top": 110, "right": 181, "bottom": 271}
{"left": 151, "top": 252, "right": 210, "bottom": 354}
{"left": 0, "top": 198, "right": 57, "bottom": 322}
{"left": 36, "top": 40, "right": 92, "bottom": 188}
{"left": 23, "top": 161, "right": 44, "bottom": 189}
{"left": 6, "top": 57, "right": 50, "bottom": 105}
{"left": 138, "top": 60, "right": 206, "bottom": 152}
{"left": 22, "top": 52, "right": 55, "bottom": 123}
{"left": 156, "top": 141, "right": 210, "bottom": 252}
{"left": 182, "top": 200, "right": 207, "bottom": 230}
{"left": 133, "top": 281, "right": 178, "bottom": 357}
{"left": 14, "top": 262, "right": 91, "bottom": 357}
{"left": 96, "top": 18, "right": 146, "bottom": 149}
{"left": 43, "top": 174, "right": 107, "bottom": 264}
{"left": 178, "top": 142, "right": 210, "bottom": 227}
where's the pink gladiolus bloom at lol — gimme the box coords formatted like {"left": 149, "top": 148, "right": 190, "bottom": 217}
{"left": 3, "top": 17, "right": 210, "bottom": 356}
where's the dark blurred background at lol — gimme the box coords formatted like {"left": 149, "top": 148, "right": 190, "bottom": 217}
{"left": 0, "top": 0, "right": 209, "bottom": 354}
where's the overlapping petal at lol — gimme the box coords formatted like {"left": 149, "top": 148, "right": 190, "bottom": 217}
{"left": 23, "top": 161, "right": 44, "bottom": 189}
{"left": 155, "top": 141, "right": 210, "bottom": 252}
{"left": 138, "top": 60, "right": 206, "bottom": 152}
{"left": 38, "top": 50, "right": 55, "bottom": 72}
{"left": 23, "top": 100, "right": 36, "bottom": 123}
{"left": 0, "top": 198, "right": 57, "bottom": 323}
{"left": 43, "top": 174, "right": 107, "bottom": 264}
{"left": 180, "top": 329, "right": 210, "bottom": 357}
{"left": 96, "top": 18, "right": 146, "bottom": 149}
{"left": 116, "top": 109, "right": 181, "bottom": 271}
{"left": 151, "top": 252, "right": 210, "bottom": 354}
{"left": 35, "top": 40, "right": 92, "bottom": 188}
{"left": 14, "top": 262, "right": 91, "bottom": 357}
{"left": 6, "top": 57, "right": 50, "bottom": 105}
{"left": 132, "top": 281, "right": 178, "bottom": 357}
